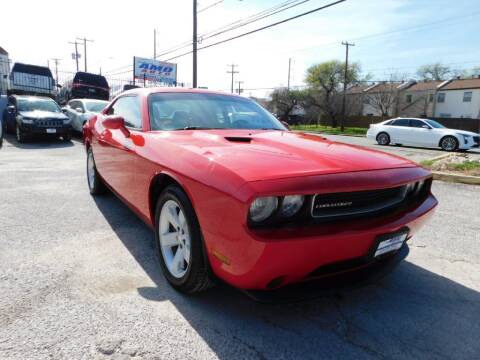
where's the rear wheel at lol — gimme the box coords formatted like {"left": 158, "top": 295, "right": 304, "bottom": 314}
{"left": 376, "top": 132, "right": 390, "bottom": 146}
{"left": 62, "top": 133, "right": 72, "bottom": 142}
{"left": 155, "top": 185, "right": 212, "bottom": 294}
{"left": 440, "top": 136, "right": 458, "bottom": 152}
{"left": 86, "top": 148, "right": 106, "bottom": 195}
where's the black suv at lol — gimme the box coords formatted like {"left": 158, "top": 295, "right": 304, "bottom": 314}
{"left": 6, "top": 95, "right": 72, "bottom": 142}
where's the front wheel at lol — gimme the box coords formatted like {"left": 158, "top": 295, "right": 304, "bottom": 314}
{"left": 62, "top": 133, "right": 72, "bottom": 142}
{"left": 16, "top": 123, "right": 27, "bottom": 143}
{"left": 155, "top": 185, "right": 212, "bottom": 294}
{"left": 86, "top": 148, "right": 106, "bottom": 195}
{"left": 440, "top": 136, "right": 459, "bottom": 152}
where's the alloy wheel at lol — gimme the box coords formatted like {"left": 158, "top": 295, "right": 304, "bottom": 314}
{"left": 87, "top": 150, "right": 95, "bottom": 190}
{"left": 441, "top": 137, "right": 457, "bottom": 151}
{"left": 377, "top": 133, "right": 389, "bottom": 145}
{"left": 159, "top": 200, "right": 191, "bottom": 279}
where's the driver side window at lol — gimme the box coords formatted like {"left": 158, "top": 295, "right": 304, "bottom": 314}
{"left": 108, "top": 96, "right": 142, "bottom": 129}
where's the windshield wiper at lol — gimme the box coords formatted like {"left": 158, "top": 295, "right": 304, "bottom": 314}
{"left": 180, "top": 126, "right": 222, "bottom": 130}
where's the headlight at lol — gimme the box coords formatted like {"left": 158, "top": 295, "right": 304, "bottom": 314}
{"left": 280, "top": 195, "right": 305, "bottom": 217}
{"left": 459, "top": 134, "right": 472, "bottom": 144}
{"left": 249, "top": 196, "right": 278, "bottom": 222}
{"left": 21, "top": 118, "right": 34, "bottom": 124}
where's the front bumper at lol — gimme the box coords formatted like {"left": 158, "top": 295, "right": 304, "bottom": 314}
{"left": 205, "top": 193, "right": 437, "bottom": 290}
{"left": 19, "top": 123, "right": 72, "bottom": 135}
{"left": 459, "top": 136, "right": 480, "bottom": 149}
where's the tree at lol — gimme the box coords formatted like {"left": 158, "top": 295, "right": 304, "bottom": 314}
{"left": 305, "top": 60, "right": 361, "bottom": 128}
{"left": 365, "top": 81, "right": 399, "bottom": 118}
{"left": 269, "top": 88, "right": 306, "bottom": 122}
{"left": 416, "top": 63, "right": 452, "bottom": 81}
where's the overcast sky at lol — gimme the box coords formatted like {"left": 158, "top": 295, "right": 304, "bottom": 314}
{"left": 1, "top": 0, "right": 479, "bottom": 97}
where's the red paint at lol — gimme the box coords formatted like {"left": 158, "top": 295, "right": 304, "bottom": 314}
{"left": 84, "top": 88, "right": 437, "bottom": 290}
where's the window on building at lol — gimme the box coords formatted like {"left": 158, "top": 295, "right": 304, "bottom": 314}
{"left": 363, "top": 97, "right": 370, "bottom": 105}
{"left": 406, "top": 94, "right": 412, "bottom": 104}
{"left": 429, "top": 94, "right": 434, "bottom": 103}
{"left": 437, "top": 93, "right": 446, "bottom": 103}
{"left": 463, "top": 91, "right": 472, "bottom": 102}
{"left": 439, "top": 113, "right": 451, "bottom": 118}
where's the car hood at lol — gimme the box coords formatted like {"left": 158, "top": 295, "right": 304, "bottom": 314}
{"left": 155, "top": 130, "right": 417, "bottom": 182}
{"left": 448, "top": 129, "right": 479, "bottom": 137}
{"left": 19, "top": 111, "right": 68, "bottom": 120}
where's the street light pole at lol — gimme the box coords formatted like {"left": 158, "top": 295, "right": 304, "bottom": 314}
{"left": 193, "top": 0, "right": 198, "bottom": 88}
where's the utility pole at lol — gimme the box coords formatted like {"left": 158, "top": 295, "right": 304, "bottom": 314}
{"left": 50, "top": 58, "right": 61, "bottom": 85}
{"left": 287, "top": 58, "right": 292, "bottom": 90}
{"left": 227, "top": 64, "right": 239, "bottom": 93}
{"left": 77, "top": 37, "right": 94, "bottom": 72}
{"left": 341, "top": 41, "right": 355, "bottom": 132}
{"left": 69, "top": 41, "right": 80, "bottom": 72}
{"left": 154, "top": 29, "right": 157, "bottom": 59}
{"left": 236, "top": 81, "right": 244, "bottom": 95}
{"left": 193, "top": 0, "right": 198, "bottom": 88}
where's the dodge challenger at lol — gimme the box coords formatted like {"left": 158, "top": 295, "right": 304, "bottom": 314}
{"left": 83, "top": 88, "right": 437, "bottom": 294}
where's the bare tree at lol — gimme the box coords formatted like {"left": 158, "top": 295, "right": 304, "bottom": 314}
{"left": 365, "top": 82, "right": 399, "bottom": 118}
{"left": 417, "top": 63, "right": 452, "bottom": 81}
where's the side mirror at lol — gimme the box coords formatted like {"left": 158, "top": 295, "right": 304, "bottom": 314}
{"left": 61, "top": 108, "right": 67, "bottom": 113}
{"left": 102, "top": 115, "right": 130, "bottom": 137}
{"left": 75, "top": 107, "right": 84, "bottom": 113}
{"left": 422, "top": 125, "right": 430, "bottom": 129}
{"left": 281, "top": 121, "right": 291, "bottom": 130}
{"left": 7, "top": 105, "right": 16, "bottom": 114}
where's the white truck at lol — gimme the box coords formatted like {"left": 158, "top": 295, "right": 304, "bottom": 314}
{"left": 8, "top": 63, "right": 56, "bottom": 99}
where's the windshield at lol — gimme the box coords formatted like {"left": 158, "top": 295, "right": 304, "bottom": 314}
{"left": 148, "top": 93, "right": 286, "bottom": 131}
{"left": 85, "top": 101, "right": 108, "bottom": 113}
{"left": 17, "top": 98, "right": 61, "bottom": 113}
{"left": 425, "top": 119, "right": 446, "bottom": 129}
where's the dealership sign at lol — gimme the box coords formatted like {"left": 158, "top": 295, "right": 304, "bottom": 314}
{"left": 134, "top": 56, "right": 177, "bottom": 85}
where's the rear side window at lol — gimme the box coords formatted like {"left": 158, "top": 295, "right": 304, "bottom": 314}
{"left": 391, "top": 119, "right": 410, "bottom": 127}
{"left": 73, "top": 73, "right": 109, "bottom": 89}
{"left": 410, "top": 120, "right": 428, "bottom": 128}
{"left": 109, "top": 96, "right": 142, "bottom": 129}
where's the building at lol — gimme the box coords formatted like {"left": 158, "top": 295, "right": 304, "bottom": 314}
{"left": 345, "top": 84, "right": 371, "bottom": 116}
{"left": 362, "top": 82, "right": 410, "bottom": 117}
{"left": 435, "top": 78, "right": 480, "bottom": 119}
{"left": 0, "top": 46, "right": 10, "bottom": 95}
{"left": 397, "top": 80, "right": 444, "bottom": 118}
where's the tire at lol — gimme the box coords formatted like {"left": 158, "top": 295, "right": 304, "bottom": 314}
{"left": 16, "top": 123, "right": 27, "bottom": 143}
{"left": 376, "top": 132, "right": 390, "bottom": 146}
{"left": 62, "top": 133, "right": 72, "bottom": 142}
{"left": 155, "top": 185, "right": 212, "bottom": 294}
{"left": 86, "top": 147, "right": 106, "bottom": 195}
{"left": 440, "top": 136, "right": 458, "bottom": 152}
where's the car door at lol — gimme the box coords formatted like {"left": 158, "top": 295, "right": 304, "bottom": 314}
{"left": 94, "top": 95, "right": 142, "bottom": 207}
{"left": 389, "top": 119, "right": 411, "bottom": 143}
{"left": 409, "top": 119, "right": 435, "bottom": 147}
{"left": 65, "top": 100, "right": 80, "bottom": 132}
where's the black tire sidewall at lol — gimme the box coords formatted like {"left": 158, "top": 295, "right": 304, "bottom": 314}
{"left": 87, "top": 148, "right": 105, "bottom": 195}
{"left": 377, "top": 132, "right": 390, "bottom": 145}
{"left": 441, "top": 136, "right": 458, "bottom": 151}
{"left": 154, "top": 185, "right": 207, "bottom": 292}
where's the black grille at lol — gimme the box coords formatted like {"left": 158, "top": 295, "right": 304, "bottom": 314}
{"left": 311, "top": 186, "right": 408, "bottom": 219}
{"left": 36, "top": 120, "right": 63, "bottom": 128}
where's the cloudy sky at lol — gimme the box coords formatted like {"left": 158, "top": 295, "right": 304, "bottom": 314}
{"left": 1, "top": 0, "right": 479, "bottom": 97}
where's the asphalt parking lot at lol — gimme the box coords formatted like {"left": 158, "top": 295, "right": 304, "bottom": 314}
{"left": 0, "top": 135, "right": 479, "bottom": 360}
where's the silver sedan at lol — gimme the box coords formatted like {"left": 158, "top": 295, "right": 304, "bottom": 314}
{"left": 62, "top": 99, "right": 108, "bottom": 133}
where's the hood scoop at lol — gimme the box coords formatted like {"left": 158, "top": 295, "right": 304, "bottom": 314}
{"left": 224, "top": 136, "right": 252, "bottom": 143}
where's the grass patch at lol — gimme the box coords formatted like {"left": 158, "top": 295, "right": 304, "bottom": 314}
{"left": 420, "top": 160, "right": 435, "bottom": 168}
{"left": 291, "top": 124, "right": 368, "bottom": 136}
{"left": 451, "top": 160, "right": 480, "bottom": 172}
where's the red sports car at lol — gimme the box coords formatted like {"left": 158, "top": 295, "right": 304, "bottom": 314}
{"left": 83, "top": 88, "right": 437, "bottom": 294}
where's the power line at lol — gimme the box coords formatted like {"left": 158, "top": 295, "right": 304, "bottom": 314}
{"left": 104, "top": 0, "right": 310, "bottom": 74}
{"left": 198, "top": 0, "right": 224, "bottom": 13}
{"left": 166, "top": 0, "right": 347, "bottom": 61}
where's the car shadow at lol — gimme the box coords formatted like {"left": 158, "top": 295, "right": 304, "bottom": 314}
{"left": 93, "top": 193, "right": 480, "bottom": 359}
{"left": 3, "top": 134, "right": 77, "bottom": 149}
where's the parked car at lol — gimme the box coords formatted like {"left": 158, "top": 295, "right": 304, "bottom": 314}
{"left": 58, "top": 72, "right": 109, "bottom": 104}
{"left": 8, "top": 63, "right": 57, "bottom": 99}
{"left": 7, "top": 95, "right": 72, "bottom": 142}
{"left": 63, "top": 99, "right": 108, "bottom": 133}
{"left": 367, "top": 117, "right": 480, "bottom": 151}
{"left": 0, "top": 111, "right": 3, "bottom": 149}
{"left": 84, "top": 88, "right": 437, "bottom": 294}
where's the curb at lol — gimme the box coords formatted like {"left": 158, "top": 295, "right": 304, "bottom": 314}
{"left": 432, "top": 171, "right": 480, "bottom": 185}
